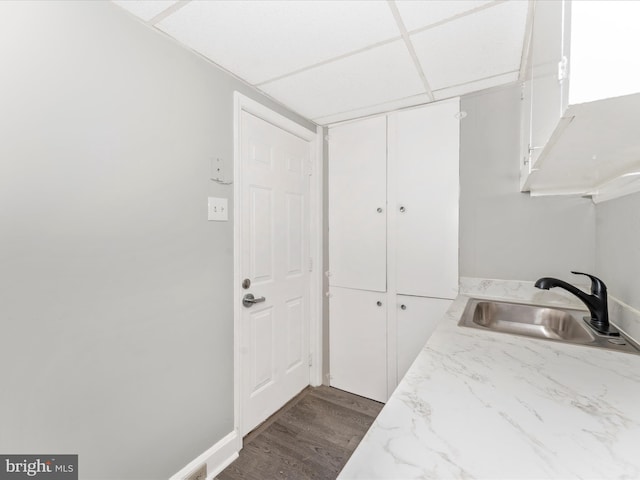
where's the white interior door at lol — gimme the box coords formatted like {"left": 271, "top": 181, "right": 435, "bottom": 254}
{"left": 329, "top": 286, "right": 387, "bottom": 403}
{"left": 240, "top": 111, "right": 311, "bottom": 435}
{"left": 328, "top": 116, "right": 387, "bottom": 292}
{"left": 393, "top": 100, "right": 459, "bottom": 299}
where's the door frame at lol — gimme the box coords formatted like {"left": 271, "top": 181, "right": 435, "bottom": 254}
{"left": 232, "top": 92, "right": 322, "bottom": 446}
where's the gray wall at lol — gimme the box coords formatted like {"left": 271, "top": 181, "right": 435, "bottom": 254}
{"left": 596, "top": 191, "right": 640, "bottom": 310}
{"left": 0, "top": 2, "right": 314, "bottom": 479}
{"left": 459, "top": 85, "right": 596, "bottom": 281}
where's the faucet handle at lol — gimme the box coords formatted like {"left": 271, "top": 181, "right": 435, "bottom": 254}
{"left": 571, "top": 271, "right": 607, "bottom": 297}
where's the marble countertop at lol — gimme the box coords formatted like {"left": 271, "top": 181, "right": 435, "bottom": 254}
{"left": 339, "top": 279, "right": 640, "bottom": 479}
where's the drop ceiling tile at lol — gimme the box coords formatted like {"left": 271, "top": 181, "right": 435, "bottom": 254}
{"left": 411, "top": 0, "right": 527, "bottom": 91}
{"left": 156, "top": 0, "right": 401, "bottom": 85}
{"left": 259, "top": 40, "right": 425, "bottom": 121}
{"left": 433, "top": 71, "right": 518, "bottom": 100}
{"left": 112, "top": 0, "right": 178, "bottom": 22}
{"left": 314, "top": 93, "right": 433, "bottom": 126}
{"left": 396, "top": 0, "right": 495, "bottom": 32}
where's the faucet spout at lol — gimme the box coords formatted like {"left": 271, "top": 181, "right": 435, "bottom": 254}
{"left": 534, "top": 271, "right": 618, "bottom": 337}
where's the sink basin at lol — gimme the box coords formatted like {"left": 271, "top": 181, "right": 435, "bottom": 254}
{"left": 459, "top": 298, "right": 640, "bottom": 355}
{"left": 470, "top": 301, "right": 595, "bottom": 342}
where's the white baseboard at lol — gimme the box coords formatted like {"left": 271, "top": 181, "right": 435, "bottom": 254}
{"left": 169, "top": 430, "right": 241, "bottom": 480}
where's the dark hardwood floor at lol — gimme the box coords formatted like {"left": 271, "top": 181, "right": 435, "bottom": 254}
{"left": 216, "top": 386, "right": 383, "bottom": 480}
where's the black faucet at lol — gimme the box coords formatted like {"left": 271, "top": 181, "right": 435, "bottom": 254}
{"left": 534, "top": 271, "right": 619, "bottom": 336}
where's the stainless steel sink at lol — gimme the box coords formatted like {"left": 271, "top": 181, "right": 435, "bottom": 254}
{"left": 459, "top": 298, "right": 640, "bottom": 355}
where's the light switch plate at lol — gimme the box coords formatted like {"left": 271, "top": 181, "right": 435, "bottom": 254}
{"left": 208, "top": 197, "right": 228, "bottom": 221}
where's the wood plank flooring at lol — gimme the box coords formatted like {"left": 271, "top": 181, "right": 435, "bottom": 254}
{"left": 216, "top": 386, "right": 383, "bottom": 480}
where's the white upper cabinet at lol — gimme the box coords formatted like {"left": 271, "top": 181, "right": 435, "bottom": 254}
{"left": 390, "top": 99, "right": 459, "bottom": 299}
{"left": 526, "top": 0, "right": 569, "bottom": 177}
{"left": 521, "top": 0, "right": 640, "bottom": 202}
{"left": 328, "top": 116, "right": 387, "bottom": 292}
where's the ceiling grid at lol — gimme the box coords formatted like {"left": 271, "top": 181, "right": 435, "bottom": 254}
{"left": 387, "top": 0, "right": 434, "bottom": 102}
{"left": 112, "top": 0, "right": 530, "bottom": 125}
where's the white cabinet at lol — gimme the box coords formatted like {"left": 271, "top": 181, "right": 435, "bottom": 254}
{"left": 328, "top": 116, "right": 387, "bottom": 292}
{"left": 391, "top": 101, "right": 459, "bottom": 299}
{"left": 396, "top": 295, "right": 451, "bottom": 380}
{"left": 521, "top": 0, "right": 640, "bottom": 201}
{"left": 328, "top": 98, "right": 460, "bottom": 401}
{"left": 527, "top": 0, "right": 569, "bottom": 174}
{"left": 329, "top": 286, "right": 387, "bottom": 403}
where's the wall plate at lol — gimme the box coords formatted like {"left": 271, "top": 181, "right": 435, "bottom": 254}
{"left": 208, "top": 197, "right": 228, "bottom": 221}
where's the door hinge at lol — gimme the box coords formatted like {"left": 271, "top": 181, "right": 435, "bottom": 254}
{"left": 308, "top": 353, "right": 313, "bottom": 367}
{"left": 308, "top": 257, "right": 313, "bottom": 272}
{"left": 558, "top": 56, "right": 568, "bottom": 82}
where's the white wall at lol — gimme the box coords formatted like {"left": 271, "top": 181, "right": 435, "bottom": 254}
{"left": 0, "top": 1, "right": 314, "bottom": 478}
{"left": 459, "top": 85, "right": 596, "bottom": 281}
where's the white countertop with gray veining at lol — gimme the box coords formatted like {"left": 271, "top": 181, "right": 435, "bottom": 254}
{"left": 339, "top": 279, "right": 640, "bottom": 479}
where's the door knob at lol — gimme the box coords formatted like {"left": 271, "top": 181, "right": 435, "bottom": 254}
{"left": 400, "top": 304, "right": 407, "bottom": 310}
{"left": 243, "top": 293, "right": 266, "bottom": 308}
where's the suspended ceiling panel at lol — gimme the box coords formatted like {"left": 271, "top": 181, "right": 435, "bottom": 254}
{"left": 156, "top": 0, "right": 400, "bottom": 85}
{"left": 112, "top": 0, "right": 178, "bottom": 22}
{"left": 411, "top": 1, "right": 528, "bottom": 91}
{"left": 395, "top": 0, "right": 494, "bottom": 31}
{"left": 314, "top": 93, "right": 433, "bottom": 126}
{"left": 112, "top": 0, "right": 530, "bottom": 125}
{"left": 432, "top": 71, "right": 519, "bottom": 100}
{"left": 259, "top": 39, "right": 425, "bottom": 121}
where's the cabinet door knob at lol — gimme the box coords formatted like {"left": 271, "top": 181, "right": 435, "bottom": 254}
{"left": 399, "top": 206, "right": 406, "bottom": 213}
{"left": 376, "top": 301, "right": 382, "bottom": 307}
{"left": 377, "top": 207, "right": 383, "bottom": 213}
{"left": 400, "top": 304, "right": 407, "bottom": 310}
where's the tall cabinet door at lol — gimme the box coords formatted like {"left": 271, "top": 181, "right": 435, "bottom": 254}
{"left": 329, "top": 286, "right": 387, "bottom": 403}
{"left": 328, "top": 117, "right": 387, "bottom": 292}
{"left": 392, "top": 99, "right": 459, "bottom": 299}
{"left": 529, "top": 0, "right": 570, "bottom": 169}
{"left": 396, "top": 295, "right": 451, "bottom": 380}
